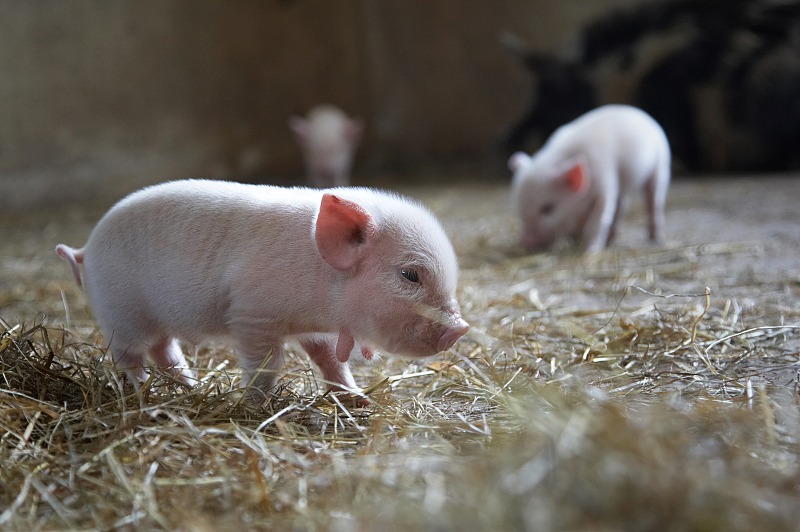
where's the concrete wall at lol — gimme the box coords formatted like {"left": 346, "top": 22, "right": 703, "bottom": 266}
{"left": 0, "top": 0, "right": 642, "bottom": 209}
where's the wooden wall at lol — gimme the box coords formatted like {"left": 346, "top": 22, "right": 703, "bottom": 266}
{"left": 0, "top": 0, "right": 643, "bottom": 208}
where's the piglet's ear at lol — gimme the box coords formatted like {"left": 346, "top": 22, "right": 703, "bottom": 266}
{"left": 289, "top": 116, "right": 309, "bottom": 143}
{"left": 562, "top": 159, "right": 588, "bottom": 193}
{"left": 508, "top": 152, "right": 531, "bottom": 172}
{"left": 346, "top": 118, "right": 364, "bottom": 144}
{"left": 316, "top": 194, "right": 376, "bottom": 271}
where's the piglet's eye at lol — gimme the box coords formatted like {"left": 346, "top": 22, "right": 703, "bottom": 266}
{"left": 401, "top": 268, "right": 420, "bottom": 283}
{"left": 540, "top": 203, "right": 555, "bottom": 216}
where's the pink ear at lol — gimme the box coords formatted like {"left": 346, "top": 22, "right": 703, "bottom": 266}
{"left": 345, "top": 118, "right": 364, "bottom": 144}
{"left": 316, "top": 194, "right": 375, "bottom": 270}
{"left": 563, "top": 161, "right": 587, "bottom": 192}
{"left": 508, "top": 151, "right": 531, "bottom": 172}
{"left": 289, "top": 116, "right": 309, "bottom": 143}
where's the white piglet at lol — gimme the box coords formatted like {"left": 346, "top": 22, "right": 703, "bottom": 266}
{"left": 289, "top": 104, "right": 363, "bottom": 188}
{"left": 56, "top": 180, "right": 468, "bottom": 402}
{"left": 509, "top": 105, "right": 671, "bottom": 253}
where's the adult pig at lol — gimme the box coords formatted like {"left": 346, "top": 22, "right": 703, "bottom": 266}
{"left": 508, "top": 105, "right": 670, "bottom": 253}
{"left": 289, "top": 104, "right": 363, "bottom": 188}
{"left": 55, "top": 180, "right": 468, "bottom": 401}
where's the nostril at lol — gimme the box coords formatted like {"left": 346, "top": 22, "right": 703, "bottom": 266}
{"left": 437, "top": 318, "right": 470, "bottom": 352}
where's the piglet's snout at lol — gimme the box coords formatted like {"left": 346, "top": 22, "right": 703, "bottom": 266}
{"left": 521, "top": 229, "right": 552, "bottom": 253}
{"left": 438, "top": 317, "right": 470, "bottom": 352}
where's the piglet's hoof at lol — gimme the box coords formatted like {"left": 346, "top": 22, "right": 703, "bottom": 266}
{"left": 327, "top": 388, "right": 371, "bottom": 408}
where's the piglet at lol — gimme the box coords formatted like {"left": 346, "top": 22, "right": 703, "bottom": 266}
{"left": 56, "top": 180, "right": 468, "bottom": 402}
{"left": 289, "top": 104, "right": 363, "bottom": 188}
{"left": 508, "top": 105, "right": 671, "bottom": 253}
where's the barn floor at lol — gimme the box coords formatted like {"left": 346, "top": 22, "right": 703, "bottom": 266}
{"left": 1, "top": 174, "right": 799, "bottom": 530}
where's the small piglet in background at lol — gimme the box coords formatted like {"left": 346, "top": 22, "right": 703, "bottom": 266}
{"left": 509, "top": 104, "right": 671, "bottom": 253}
{"left": 289, "top": 104, "right": 363, "bottom": 188}
{"left": 56, "top": 180, "right": 468, "bottom": 402}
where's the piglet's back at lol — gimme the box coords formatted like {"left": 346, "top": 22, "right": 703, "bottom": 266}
{"left": 85, "top": 180, "right": 322, "bottom": 272}
{"left": 81, "top": 180, "right": 323, "bottom": 335}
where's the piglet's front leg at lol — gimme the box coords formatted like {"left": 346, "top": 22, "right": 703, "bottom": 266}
{"left": 299, "top": 334, "right": 369, "bottom": 405}
{"left": 581, "top": 194, "right": 618, "bottom": 254}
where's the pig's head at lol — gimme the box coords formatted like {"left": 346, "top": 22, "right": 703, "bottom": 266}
{"left": 509, "top": 151, "right": 589, "bottom": 252}
{"left": 313, "top": 190, "right": 469, "bottom": 358}
{"left": 289, "top": 107, "right": 363, "bottom": 188}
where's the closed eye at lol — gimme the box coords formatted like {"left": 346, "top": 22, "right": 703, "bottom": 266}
{"left": 401, "top": 268, "right": 420, "bottom": 284}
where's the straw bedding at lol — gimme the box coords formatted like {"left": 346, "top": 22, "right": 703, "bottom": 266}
{"left": 1, "top": 176, "right": 799, "bottom": 530}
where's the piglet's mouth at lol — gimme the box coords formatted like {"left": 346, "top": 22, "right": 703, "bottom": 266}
{"left": 521, "top": 236, "right": 553, "bottom": 253}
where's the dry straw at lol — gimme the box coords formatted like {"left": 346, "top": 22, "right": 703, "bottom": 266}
{"left": 2, "top": 188, "right": 800, "bottom": 530}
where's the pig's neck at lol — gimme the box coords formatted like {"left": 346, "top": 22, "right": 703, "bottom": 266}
{"left": 311, "top": 264, "right": 350, "bottom": 331}
{"left": 280, "top": 256, "right": 349, "bottom": 335}
{"left": 230, "top": 223, "right": 347, "bottom": 337}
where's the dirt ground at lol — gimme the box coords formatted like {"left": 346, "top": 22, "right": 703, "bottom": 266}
{"left": 1, "top": 174, "right": 799, "bottom": 530}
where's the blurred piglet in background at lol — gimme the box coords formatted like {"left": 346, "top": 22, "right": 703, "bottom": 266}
{"left": 509, "top": 105, "right": 671, "bottom": 254}
{"left": 55, "top": 180, "right": 468, "bottom": 403}
{"left": 289, "top": 104, "right": 363, "bottom": 188}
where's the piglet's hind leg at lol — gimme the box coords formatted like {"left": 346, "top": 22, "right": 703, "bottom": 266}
{"left": 645, "top": 172, "right": 668, "bottom": 243}
{"left": 235, "top": 331, "right": 286, "bottom": 403}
